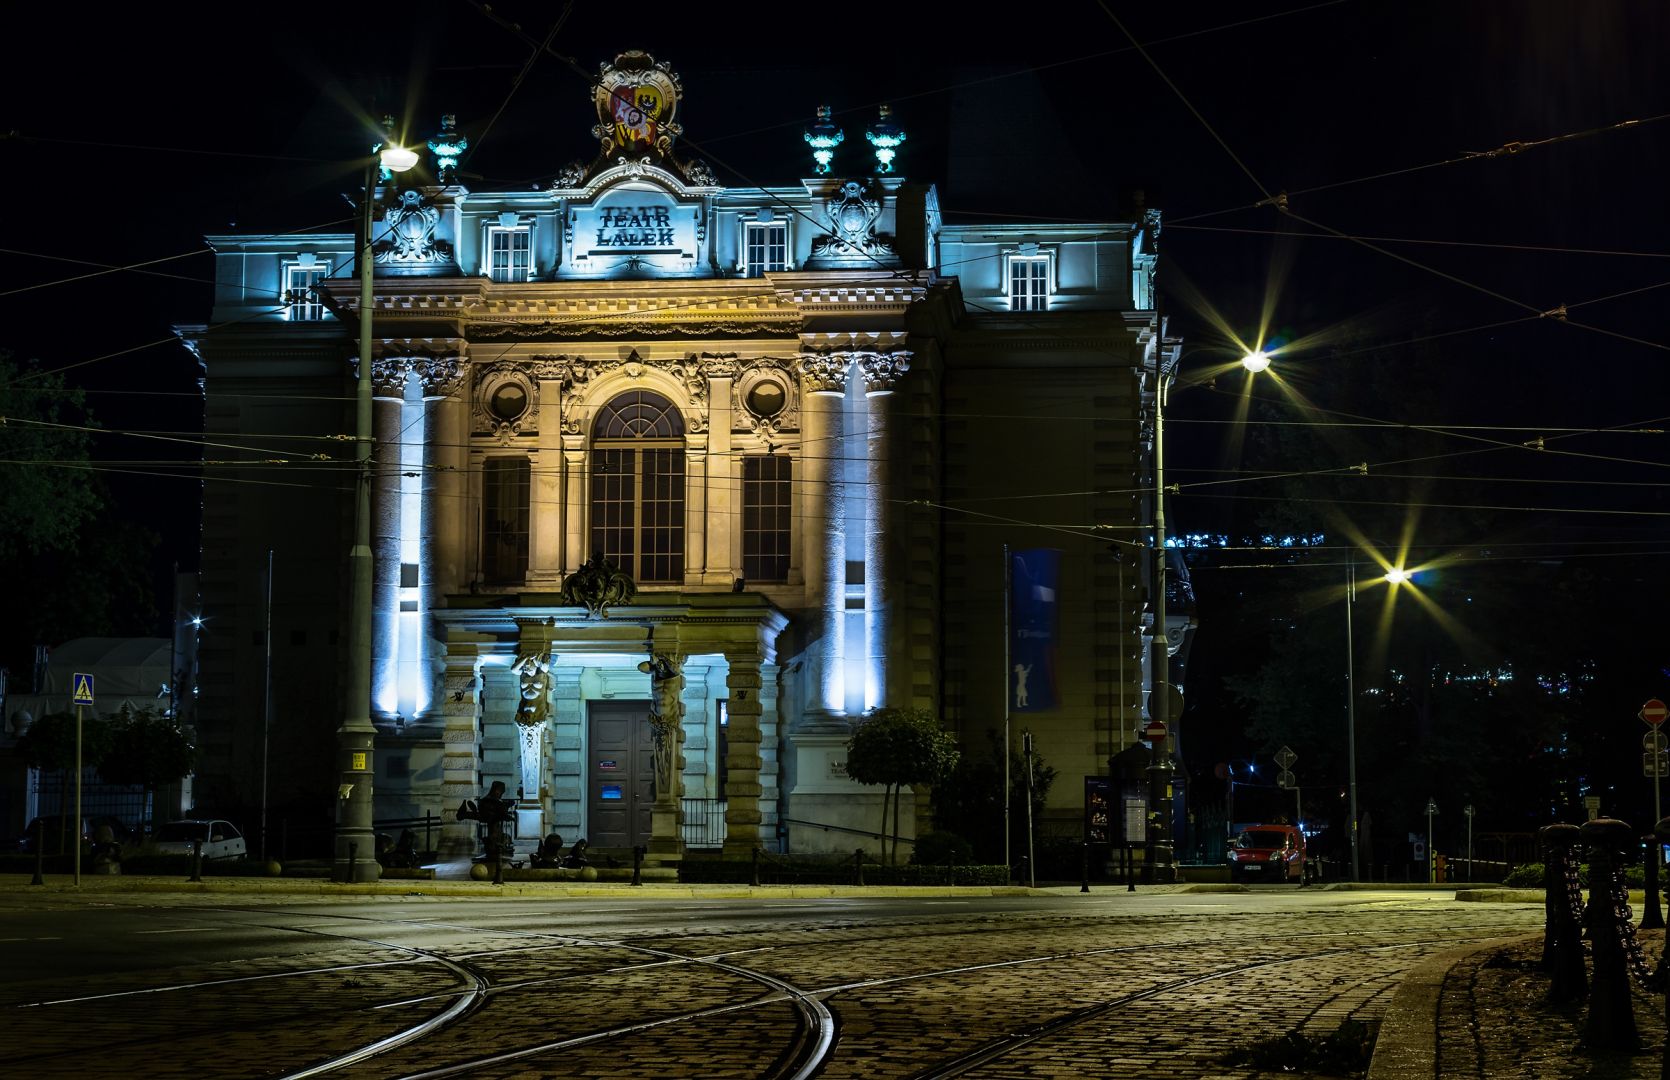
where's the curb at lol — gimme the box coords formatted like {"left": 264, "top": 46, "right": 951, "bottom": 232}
{"left": 1365, "top": 933, "right": 1538, "bottom": 1080}
{"left": 0, "top": 876, "right": 1047, "bottom": 900}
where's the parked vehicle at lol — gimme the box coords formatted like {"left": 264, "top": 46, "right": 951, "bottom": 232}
{"left": 152, "top": 819, "right": 247, "bottom": 861}
{"left": 16, "top": 815, "right": 137, "bottom": 854}
{"left": 1228, "top": 824, "right": 1310, "bottom": 884}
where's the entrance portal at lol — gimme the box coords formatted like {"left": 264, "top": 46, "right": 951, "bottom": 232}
{"left": 587, "top": 699, "right": 655, "bottom": 849}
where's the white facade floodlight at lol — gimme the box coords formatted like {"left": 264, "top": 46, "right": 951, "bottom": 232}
{"left": 1240, "top": 350, "right": 1271, "bottom": 373}
{"left": 379, "top": 146, "right": 420, "bottom": 173}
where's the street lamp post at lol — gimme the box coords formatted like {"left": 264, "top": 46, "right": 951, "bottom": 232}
{"left": 334, "top": 141, "right": 417, "bottom": 884}
{"left": 1345, "top": 562, "right": 1360, "bottom": 882}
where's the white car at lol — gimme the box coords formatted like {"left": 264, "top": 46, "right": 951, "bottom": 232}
{"left": 153, "top": 819, "right": 247, "bottom": 861}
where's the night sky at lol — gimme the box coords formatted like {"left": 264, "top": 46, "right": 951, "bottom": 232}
{"left": 5, "top": 2, "right": 1666, "bottom": 774}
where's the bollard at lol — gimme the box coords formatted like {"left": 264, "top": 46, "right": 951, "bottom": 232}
{"left": 1579, "top": 818, "right": 1639, "bottom": 1050}
{"left": 190, "top": 839, "right": 203, "bottom": 883}
{"left": 750, "top": 846, "right": 761, "bottom": 888}
{"left": 347, "top": 840, "right": 357, "bottom": 883}
{"left": 1540, "top": 824, "right": 1587, "bottom": 1003}
{"left": 1080, "top": 842, "right": 1090, "bottom": 893}
{"left": 30, "top": 818, "right": 45, "bottom": 886}
{"left": 1126, "top": 845, "right": 1136, "bottom": 892}
{"left": 631, "top": 844, "right": 644, "bottom": 887}
{"left": 854, "top": 848, "right": 865, "bottom": 887}
{"left": 1641, "top": 834, "right": 1665, "bottom": 930}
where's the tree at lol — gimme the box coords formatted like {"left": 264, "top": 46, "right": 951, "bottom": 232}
{"left": 98, "top": 703, "right": 195, "bottom": 828}
{"left": 0, "top": 352, "right": 100, "bottom": 565}
{"left": 845, "top": 708, "right": 960, "bottom": 864}
{"left": 931, "top": 731, "right": 1057, "bottom": 864}
{"left": 15, "top": 710, "right": 111, "bottom": 774}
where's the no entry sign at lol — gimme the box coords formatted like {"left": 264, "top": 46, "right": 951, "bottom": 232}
{"left": 1642, "top": 699, "right": 1669, "bottom": 727}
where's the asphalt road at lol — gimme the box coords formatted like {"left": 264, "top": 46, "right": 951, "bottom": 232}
{"left": 2, "top": 888, "right": 1540, "bottom": 1078}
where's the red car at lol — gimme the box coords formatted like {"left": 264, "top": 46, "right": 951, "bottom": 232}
{"left": 1229, "top": 824, "right": 1311, "bottom": 884}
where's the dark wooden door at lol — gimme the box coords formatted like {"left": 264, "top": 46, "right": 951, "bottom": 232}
{"left": 587, "top": 700, "right": 655, "bottom": 849}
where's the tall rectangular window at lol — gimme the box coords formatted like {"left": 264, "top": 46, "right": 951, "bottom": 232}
{"left": 482, "top": 457, "right": 530, "bottom": 583}
{"left": 1008, "top": 255, "right": 1049, "bottom": 311}
{"left": 744, "top": 223, "right": 787, "bottom": 278}
{"left": 742, "top": 456, "right": 792, "bottom": 583}
{"left": 283, "top": 263, "right": 329, "bottom": 321}
{"left": 487, "top": 227, "right": 532, "bottom": 283}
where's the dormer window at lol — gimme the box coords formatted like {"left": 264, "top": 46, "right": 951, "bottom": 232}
{"left": 743, "top": 221, "right": 788, "bottom": 277}
{"left": 1007, "top": 252, "right": 1051, "bottom": 312}
{"left": 282, "top": 260, "right": 329, "bottom": 321}
{"left": 486, "top": 223, "right": 532, "bottom": 283}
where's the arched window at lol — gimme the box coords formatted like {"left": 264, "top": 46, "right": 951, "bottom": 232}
{"left": 590, "top": 390, "right": 685, "bottom": 583}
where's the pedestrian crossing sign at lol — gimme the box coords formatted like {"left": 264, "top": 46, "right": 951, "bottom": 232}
{"left": 71, "top": 672, "right": 95, "bottom": 706}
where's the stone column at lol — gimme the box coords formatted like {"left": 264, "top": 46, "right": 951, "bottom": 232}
{"left": 686, "top": 444, "right": 709, "bottom": 584}
{"left": 859, "top": 352, "right": 910, "bottom": 711}
{"left": 646, "top": 653, "right": 686, "bottom": 862}
{"left": 416, "top": 358, "right": 464, "bottom": 725}
{"left": 438, "top": 642, "right": 482, "bottom": 858}
{"left": 532, "top": 375, "right": 564, "bottom": 585}
{"left": 563, "top": 440, "right": 586, "bottom": 576}
{"left": 795, "top": 353, "right": 850, "bottom": 718}
{"left": 704, "top": 373, "right": 735, "bottom": 585}
{"left": 548, "top": 668, "right": 583, "bottom": 838}
{"left": 759, "top": 663, "right": 782, "bottom": 842}
{"left": 429, "top": 371, "right": 469, "bottom": 597}
{"left": 723, "top": 653, "right": 765, "bottom": 857}
{"left": 370, "top": 360, "right": 407, "bottom": 725}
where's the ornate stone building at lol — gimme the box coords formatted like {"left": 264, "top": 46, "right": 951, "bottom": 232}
{"left": 180, "top": 52, "right": 1193, "bottom": 862}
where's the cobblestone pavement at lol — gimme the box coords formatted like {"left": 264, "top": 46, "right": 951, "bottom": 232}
{"left": 2, "top": 889, "right": 1542, "bottom": 1078}
{"left": 1430, "top": 930, "right": 1667, "bottom": 1080}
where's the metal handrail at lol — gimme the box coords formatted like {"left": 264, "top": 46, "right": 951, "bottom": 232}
{"left": 780, "top": 816, "right": 917, "bottom": 846}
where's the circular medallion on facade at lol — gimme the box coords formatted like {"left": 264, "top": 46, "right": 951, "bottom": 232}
{"left": 745, "top": 380, "right": 786, "bottom": 419}
{"left": 489, "top": 383, "right": 528, "bottom": 423}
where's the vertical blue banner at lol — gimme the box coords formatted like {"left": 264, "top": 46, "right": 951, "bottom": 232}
{"left": 1010, "top": 548, "right": 1060, "bottom": 712}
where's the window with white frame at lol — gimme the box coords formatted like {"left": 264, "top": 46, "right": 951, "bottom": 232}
{"left": 743, "top": 222, "right": 788, "bottom": 277}
{"left": 1008, "top": 254, "right": 1051, "bottom": 311}
{"left": 283, "top": 262, "right": 329, "bottom": 321}
{"left": 486, "top": 225, "right": 532, "bottom": 282}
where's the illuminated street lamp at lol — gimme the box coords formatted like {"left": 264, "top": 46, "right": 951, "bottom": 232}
{"left": 334, "top": 138, "right": 418, "bottom": 883}
{"left": 1344, "top": 561, "right": 1415, "bottom": 880}
{"left": 1147, "top": 339, "right": 1273, "bottom": 879}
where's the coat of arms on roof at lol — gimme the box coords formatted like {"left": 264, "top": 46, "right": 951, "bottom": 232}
{"left": 559, "top": 552, "right": 637, "bottom": 618}
{"left": 575, "top": 51, "right": 715, "bottom": 189}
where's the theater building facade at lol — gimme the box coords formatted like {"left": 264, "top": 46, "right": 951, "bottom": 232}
{"left": 181, "top": 52, "right": 1192, "bottom": 862}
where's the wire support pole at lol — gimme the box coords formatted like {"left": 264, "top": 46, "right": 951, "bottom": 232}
{"left": 1346, "top": 561, "right": 1360, "bottom": 882}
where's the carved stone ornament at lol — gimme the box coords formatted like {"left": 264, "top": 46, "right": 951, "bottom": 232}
{"left": 370, "top": 358, "right": 411, "bottom": 398}
{"left": 511, "top": 629, "right": 554, "bottom": 729}
{"left": 795, "top": 352, "right": 852, "bottom": 395}
{"left": 470, "top": 319, "right": 794, "bottom": 342}
{"left": 733, "top": 360, "right": 800, "bottom": 436}
{"left": 411, "top": 356, "right": 465, "bottom": 398}
{"left": 858, "top": 351, "right": 912, "bottom": 395}
{"left": 807, "top": 180, "right": 898, "bottom": 268}
{"left": 473, "top": 362, "right": 538, "bottom": 441}
{"left": 558, "top": 552, "right": 637, "bottom": 617}
{"left": 376, "top": 191, "right": 455, "bottom": 267}
{"left": 592, "top": 51, "right": 684, "bottom": 162}
{"left": 641, "top": 653, "right": 684, "bottom": 795}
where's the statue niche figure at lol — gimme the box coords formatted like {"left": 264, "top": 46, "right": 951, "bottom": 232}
{"left": 638, "top": 653, "right": 684, "bottom": 800}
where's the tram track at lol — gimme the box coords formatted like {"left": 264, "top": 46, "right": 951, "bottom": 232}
{"left": 4, "top": 900, "right": 1537, "bottom": 1079}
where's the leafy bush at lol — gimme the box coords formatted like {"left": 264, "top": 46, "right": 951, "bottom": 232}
{"left": 1501, "top": 862, "right": 1646, "bottom": 889}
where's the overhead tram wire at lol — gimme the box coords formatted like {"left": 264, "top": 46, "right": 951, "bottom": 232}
{"left": 1163, "top": 111, "right": 1670, "bottom": 228}
{"left": 1164, "top": 224, "right": 1670, "bottom": 261}
{"left": 460, "top": 4, "right": 574, "bottom": 167}
{"left": 0, "top": 214, "right": 357, "bottom": 298}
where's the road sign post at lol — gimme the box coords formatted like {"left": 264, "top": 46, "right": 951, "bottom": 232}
{"left": 1425, "top": 798, "right": 1439, "bottom": 884}
{"left": 1644, "top": 701, "right": 1669, "bottom": 825}
{"left": 1275, "top": 745, "right": 1301, "bottom": 825}
{"left": 71, "top": 672, "right": 94, "bottom": 889}
{"left": 1464, "top": 804, "right": 1475, "bottom": 882}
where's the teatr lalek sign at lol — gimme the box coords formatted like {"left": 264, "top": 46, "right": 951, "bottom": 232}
{"left": 566, "top": 183, "right": 701, "bottom": 274}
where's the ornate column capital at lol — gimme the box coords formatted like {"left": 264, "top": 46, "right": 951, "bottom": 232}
{"left": 796, "top": 351, "right": 852, "bottom": 396}
{"left": 858, "top": 351, "right": 912, "bottom": 396}
{"left": 370, "top": 357, "right": 411, "bottom": 399}
{"left": 412, "top": 356, "right": 466, "bottom": 399}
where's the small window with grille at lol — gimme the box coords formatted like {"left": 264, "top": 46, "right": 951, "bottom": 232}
{"left": 482, "top": 457, "right": 530, "bottom": 583}
{"left": 487, "top": 226, "right": 532, "bottom": 283}
{"left": 283, "top": 262, "right": 329, "bottom": 321}
{"left": 1008, "top": 254, "right": 1050, "bottom": 311}
{"left": 743, "top": 222, "right": 788, "bottom": 277}
{"left": 590, "top": 390, "right": 686, "bottom": 583}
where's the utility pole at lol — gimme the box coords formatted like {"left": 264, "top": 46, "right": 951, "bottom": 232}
{"left": 1147, "top": 288, "right": 1175, "bottom": 883}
